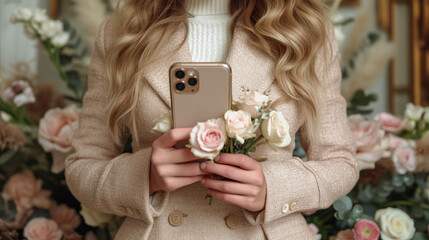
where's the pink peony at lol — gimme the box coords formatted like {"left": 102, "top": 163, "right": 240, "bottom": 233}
{"left": 353, "top": 219, "right": 380, "bottom": 240}
{"left": 235, "top": 90, "right": 270, "bottom": 118}
{"left": 392, "top": 146, "right": 416, "bottom": 174}
{"left": 374, "top": 112, "right": 406, "bottom": 133}
{"left": 224, "top": 110, "right": 256, "bottom": 144}
{"left": 49, "top": 202, "right": 81, "bottom": 231}
{"left": 38, "top": 105, "right": 80, "bottom": 173}
{"left": 348, "top": 115, "right": 390, "bottom": 170}
{"left": 24, "top": 218, "right": 62, "bottom": 240}
{"left": 189, "top": 118, "right": 227, "bottom": 161}
{"left": 2, "top": 171, "right": 51, "bottom": 212}
{"left": 335, "top": 229, "right": 354, "bottom": 240}
{"left": 308, "top": 223, "right": 322, "bottom": 240}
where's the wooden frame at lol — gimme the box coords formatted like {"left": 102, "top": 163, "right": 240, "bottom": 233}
{"left": 49, "top": 0, "right": 59, "bottom": 19}
{"left": 378, "top": 0, "right": 429, "bottom": 113}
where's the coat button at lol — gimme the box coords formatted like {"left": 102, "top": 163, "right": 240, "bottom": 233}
{"left": 281, "top": 203, "right": 289, "bottom": 214}
{"left": 126, "top": 207, "right": 135, "bottom": 216}
{"left": 168, "top": 211, "right": 184, "bottom": 226}
{"left": 133, "top": 209, "right": 141, "bottom": 218}
{"left": 119, "top": 206, "right": 127, "bottom": 214}
{"left": 225, "top": 214, "right": 240, "bottom": 229}
{"left": 290, "top": 202, "right": 297, "bottom": 211}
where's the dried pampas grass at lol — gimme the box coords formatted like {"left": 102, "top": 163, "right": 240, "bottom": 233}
{"left": 0, "top": 118, "right": 26, "bottom": 151}
{"left": 341, "top": 36, "right": 394, "bottom": 101}
{"left": 340, "top": 3, "right": 373, "bottom": 64}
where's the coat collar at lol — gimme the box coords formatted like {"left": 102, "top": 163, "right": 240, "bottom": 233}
{"left": 143, "top": 23, "right": 276, "bottom": 108}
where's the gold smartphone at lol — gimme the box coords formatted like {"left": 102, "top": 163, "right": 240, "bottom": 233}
{"left": 169, "top": 62, "right": 232, "bottom": 136}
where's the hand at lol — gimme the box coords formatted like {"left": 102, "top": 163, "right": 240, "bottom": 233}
{"left": 200, "top": 153, "right": 267, "bottom": 212}
{"left": 150, "top": 128, "right": 207, "bottom": 194}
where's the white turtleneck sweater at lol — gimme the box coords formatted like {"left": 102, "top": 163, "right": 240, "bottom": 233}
{"left": 184, "top": 0, "right": 232, "bottom": 62}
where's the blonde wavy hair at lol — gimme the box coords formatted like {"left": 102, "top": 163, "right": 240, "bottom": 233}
{"left": 105, "top": 0, "right": 331, "bottom": 148}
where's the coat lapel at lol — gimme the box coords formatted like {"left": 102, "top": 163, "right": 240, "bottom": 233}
{"left": 143, "top": 23, "right": 276, "bottom": 108}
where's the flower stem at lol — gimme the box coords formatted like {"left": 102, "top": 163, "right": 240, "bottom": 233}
{"left": 245, "top": 135, "right": 264, "bottom": 154}
{"left": 380, "top": 201, "right": 429, "bottom": 211}
{"left": 228, "top": 139, "right": 234, "bottom": 154}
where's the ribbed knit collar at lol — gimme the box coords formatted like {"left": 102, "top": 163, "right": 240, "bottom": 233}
{"left": 184, "top": 0, "right": 230, "bottom": 16}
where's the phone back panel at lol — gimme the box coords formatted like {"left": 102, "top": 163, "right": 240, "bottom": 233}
{"left": 170, "top": 62, "right": 232, "bottom": 129}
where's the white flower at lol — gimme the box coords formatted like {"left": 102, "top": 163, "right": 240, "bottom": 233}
{"left": 151, "top": 112, "right": 172, "bottom": 133}
{"left": 31, "top": 8, "right": 48, "bottom": 23}
{"left": 375, "top": 208, "right": 415, "bottom": 240}
{"left": 51, "top": 32, "right": 70, "bottom": 47}
{"left": 224, "top": 110, "right": 256, "bottom": 144}
{"left": 235, "top": 90, "right": 270, "bottom": 118}
{"left": 404, "top": 119, "right": 416, "bottom": 131}
{"left": 1, "top": 112, "right": 11, "bottom": 122}
{"left": 39, "top": 20, "right": 63, "bottom": 40}
{"left": 11, "top": 8, "right": 32, "bottom": 23}
{"left": 13, "top": 87, "right": 36, "bottom": 107}
{"left": 405, "top": 103, "right": 424, "bottom": 121}
{"left": 261, "top": 110, "right": 291, "bottom": 149}
{"left": 392, "top": 146, "right": 416, "bottom": 174}
{"left": 424, "top": 107, "right": 429, "bottom": 124}
{"left": 79, "top": 204, "right": 113, "bottom": 228}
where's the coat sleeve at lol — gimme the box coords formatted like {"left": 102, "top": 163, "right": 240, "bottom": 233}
{"left": 64, "top": 18, "right": 169, "bottom": 224}
{"left": 243, "top": 25, "right": 359, "bottom": 225}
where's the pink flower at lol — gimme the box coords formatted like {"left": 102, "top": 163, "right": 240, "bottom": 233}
{"left": 353, "top": 219, "right": 380, "bottom": 240}
{"left": 302, "top": 210, "right": 316, "bottom": 216}
{"left": 1, "top": 171, "right": 51, "bottom": 212}
{"left": 374, "top": 112, "right": 406, "bottom": 133}
{"left": 49, "top": 202, "right": 81, "bottom": 231}
{"left": 189, "top": 118, "right": 227, "bottom": 161}
{"left": 348, "top": 115, "right": 390, "bottom": 170}
{"left": 1, "top": 80, "right": 36, "bottom": 107}
{"left": 224, "top": 110, "right": 256, "bottom": 144}
{"left": 38, "top": 105, "right": 80, "bottom": 173}
{"left": 392, "top": 146, "right": 416, "bottom": 174}
{"left": 387, "top": 134, "right": 409, "bottom": 149}
{"left": 24, "top": 218, "right": 62, "bottom": 240}
{"left": 335, "top": 229, "right": 354, "bottom": 240}
{"left": 308, "top": 223, "right": 322, "bottom": 240}
{"left": 235, "top": 90, "right": 270, "bottom": 118}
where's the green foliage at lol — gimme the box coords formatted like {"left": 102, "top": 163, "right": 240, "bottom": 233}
{"left": 0, "top": 200, "right": 16, "bottom": 221}
{"left": 333, "top": 196, "right": 364, "bottom": 223}
{"left": 347, "top": 89, "right": 378, "bottom": 116}
{"left": 0, "top": 150, "right": 16, "bottom": 165}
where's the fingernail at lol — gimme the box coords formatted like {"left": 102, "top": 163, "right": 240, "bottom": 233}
{"left": 201, "top": 162, "right": 206, "bottom": 169}
{"left": 201, "top": 178, "right": 206, "bottom": 184}
{"left": 214, "top": 155, "right": 220, "bottom": 162}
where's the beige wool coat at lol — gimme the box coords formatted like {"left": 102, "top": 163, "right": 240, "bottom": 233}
{"left": 65, "top": 18, "right": 359, "bottom": 240}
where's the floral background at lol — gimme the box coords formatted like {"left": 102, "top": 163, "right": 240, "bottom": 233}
{"left": 0, "top": 0, "right": 428, "bottom": 240}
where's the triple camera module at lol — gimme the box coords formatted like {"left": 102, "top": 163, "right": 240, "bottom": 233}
{"left": 174, "top": 69, "right": 199, "bottom": 93}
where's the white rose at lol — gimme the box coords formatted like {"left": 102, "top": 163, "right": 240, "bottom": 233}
{"left": 31, "top": 8, "right": 48, "bottom": 23}
{"left": 375, "top": 208, "right": 415, "bottom": 240}
{"left": 424, "top": 107, "right": 429, "bottom": 124}
{"left": 39, "top": 20, "right": 63, "bottom": 40}
{"left": 51, "top": 32, "right": 70, "bottom": 47}
{"left": 404, "top": 119, "right": 416, "bottom": 131}
{"left": 261, "top": 110, "right": 291, "bottom": 149}
{"left": 79, "top": 204, "right": 113, "bottom": 228}
{"left": 11, "top": 8, "right": 32, "bottom": 23}
{"left": 224, "top": 110, "right": 256, "bottom": 144}
{"left": 405, "top": 103, "right": 424, "bottom": 121}
{"left": 235, "top": 90, "right": 270, "bottom": 118}
{"left": 151, "top": 112, "right": 172, "bottom": 133}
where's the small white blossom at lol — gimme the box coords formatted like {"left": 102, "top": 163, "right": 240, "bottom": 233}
{"left": 404, "top": 119, "right": 416, "bottom": 131}
{"left": 13, "top": 87, "right": 36, "bottom": 107}
{"left": 405, "top": 102, "right": 424, "bottom": 121}
{"left": 39, "top": 20, "right": 63, "bottom": 40}
{"left": 51, "top": 32, "right": 70, "bottom": 47}
{"left": 31, "top": 8, "right": 48, "bottom": 23}
{"left": 424, "top": 107, "right": 429, "bottom": 124}
{"left": 10, "top": 8, "right": 32, "bottom": 23}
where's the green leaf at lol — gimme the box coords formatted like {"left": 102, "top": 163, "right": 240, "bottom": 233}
{"left": 411, "top": 232, "right": 427, "bottom": 240}
{"left": 333, "top": 196, "right": 353, "bottom": 213}
{"left": 0, "top": 149, "right": 16, "bottom": 165}
{"left": 349, "top": 205, "right": 364, "bottom": 220}
{"left": 403, "top": 173, "right": 414, "bottom": 187}
{"left": 392, "top": 174, "right": 403, "bottom": 187}
{"left": 59, "top": 53, "right": 73, "bottom": 65}
{"left": 66, "top": 70, "right": 82, "bottom": 91}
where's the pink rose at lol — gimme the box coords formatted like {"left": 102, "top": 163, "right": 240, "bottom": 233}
{"left": 38, "top": 105, "right": 80, "bottom": 173}
{"left": 353, "top": 219, "right": 380, "bottom": 240}
{"left": 374, "top": 112, "right": 405, "bottom": 133}
{"left": 335, "top": 229, "right": 354, "bottom": 240}
{"left": 348, "top": 115, "right": 390, "bottom": 170}
{"left": 224, "top": 110, "right": 256, "bottom": 144}
{"left": 392, "top": 146, "right": 416, "bottom": 174}
{"left": 2, "top": 171, "right": 51, "bottom": 212}
{"left": 308, "top": 223, "right": 322, "bottom": 240}
{"left": 49, "top": 202, "right": 81, "bottom": 231}
{"left": 235, "top": 90, "right": 270, "bottom": 118}
{"left": 24, "top": 218, "right": 62, "bottom": 240}
{"left": 189, "top": 118, "right": 227, "bottom": 160}
{"left": 387, "top": 134, "right": 409, "bottom": 149}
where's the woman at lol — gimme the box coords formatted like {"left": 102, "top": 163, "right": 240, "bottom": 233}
{"left": 65, "top": 0, "right": 359, "bottom": 239}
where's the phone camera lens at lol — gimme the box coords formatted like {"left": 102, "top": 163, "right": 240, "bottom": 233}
{"left": 188, "top": 78, "right": 197, "bottom": 86}
{"left": 175, "top": 70, "right": 185, "bottom": 79}
{"left": 176, "top": 82, "right": 185, "bottom": 91}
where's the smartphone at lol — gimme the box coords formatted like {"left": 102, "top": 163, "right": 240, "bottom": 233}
{"left": 169, "top": 62, "right": 232, "bottom": 146}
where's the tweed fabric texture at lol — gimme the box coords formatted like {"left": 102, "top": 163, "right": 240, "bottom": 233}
{"left": 65, "top": 18, "right": 359, "bottom": 240}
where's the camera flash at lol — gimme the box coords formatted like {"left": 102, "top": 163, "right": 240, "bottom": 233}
{"left": 188, "top": 70, "right": 195, "bottom": 76}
